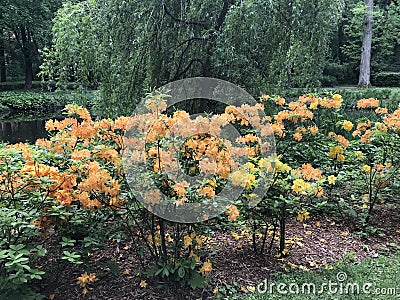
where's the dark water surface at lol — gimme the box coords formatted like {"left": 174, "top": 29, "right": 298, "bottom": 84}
{"left": 0, "top": 119, "right": 49, "bottom": 144}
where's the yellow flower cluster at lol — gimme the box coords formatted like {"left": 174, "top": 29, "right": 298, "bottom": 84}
{"left": 328, "top": 145, "right": 345, "bottom": 162}
{"left": 291, "top": 179, "right": 312, "bottom": 195}
{"left": 199, "top": 259, "right": 213, "bottom": 276}
{"left": 76, "top": 272, "right": 98, "bottom": 295}
{"left": 297, "top": 210, "right": 310, "bottom": 222}
{"left": 342, "top": 120, "right": 353, "bottom": 131}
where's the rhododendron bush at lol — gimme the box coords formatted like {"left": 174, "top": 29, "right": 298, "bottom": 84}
{"left": 0, "top": 93, "right": 399, "bottom": 295}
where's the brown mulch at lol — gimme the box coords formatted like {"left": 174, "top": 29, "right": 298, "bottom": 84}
{"left": 36, "top": 204, "right": 400, "bottom": 300}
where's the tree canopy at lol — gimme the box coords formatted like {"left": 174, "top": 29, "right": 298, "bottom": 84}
{"left": 0, "top": 0, "right": 62, "bottom": 87}
{"left": 0, "top": 0, "right": 398, "bottom": 114}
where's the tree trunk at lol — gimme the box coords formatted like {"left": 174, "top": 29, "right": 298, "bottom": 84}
{"left": 19, "top": 27, "right": 34, "bottom": 90}
{"left": 338, "top": 20, "right": 344, "bottom": 63}
{"left": 0, "top": 38, "right": 6, "bottom": 82}
{"left": 24, "top": 54, "right": 33, "bottom": 89}
{"left": 203, "top": 0, "right": 234, "bottom": 77}
{"left": 358, "top": 0, "right": 374, "bottom": 88}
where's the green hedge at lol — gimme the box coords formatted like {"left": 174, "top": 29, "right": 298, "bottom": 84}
{"left": 373, "top": 72, "right": 400, "bottom": 87}
{"left": 0, "top": 81, "right": 46, "bottom": 91}
{"left": 0, "top": 91, "right": 66, "bottom": 111}
{"left": 0, "top": 90, "right": 96, "bottom": 113}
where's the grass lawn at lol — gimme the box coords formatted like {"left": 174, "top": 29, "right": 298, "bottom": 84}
{"left": 247, "top": 254, "right": 400, "bottom": 300}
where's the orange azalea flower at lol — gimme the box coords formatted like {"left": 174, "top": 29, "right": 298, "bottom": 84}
{"left": 174, "top": 182, "right": 188, "bottom": 197}
{"left": 375, "top": 107, "right": 388, "bottom": 114}
{"left": 314, "top": 186, "right": 324, "bottom": 197}
{"left": 293, "top": 133, "right": 303, "bottom": 142}
{"left": 144, "top": 189, "right": 162, "bottom": 205}
{"left": 114, "top": 116, "right": 131, "bottom": 130}
{"left": 275, "top": 96, "right": 285, "bottom": 105}
{"left": 76, "top": 272, "right": 97, "bottom": 288}
{"left": 293, "top": 164, "right": 323, "bottom": 181}
{"left": 226, "top": 205, "right": 240, "bottom": 221}
{"left": 35, "top": 138, "right": 51, "bottom": 148}
{"left": 71, "top": 149, "right": 91, "bottom": 161}
{"left": 199, "top": 158, "right": 217, "bottom": 175}
{"left": 308, "top": 126, "right": 318, "bottom": 135}
{"left": 199, "top": 186, "right": 215, "bottom": 199}
{"left": 55, "top": 189, "right": 73, "bottom": 206}
{"left": 335, "top": 135, "right": 349, "bottom": 147}
{"left": 357, "top": 98, "right": 379, "bottom": 109}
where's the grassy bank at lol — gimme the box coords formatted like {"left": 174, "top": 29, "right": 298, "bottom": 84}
{"left": 246, "top": 254, "right": 400, "bottom": 300}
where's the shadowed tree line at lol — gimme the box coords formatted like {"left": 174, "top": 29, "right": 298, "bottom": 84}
{"left": 0, "top": 0, "right": 399, "bottom": 116}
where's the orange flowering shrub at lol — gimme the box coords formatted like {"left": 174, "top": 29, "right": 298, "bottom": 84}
{"left": 1, "top": 92, "right": 399, "bottom": 293}
{"left": 233, "top": 92, "right": 400, "bottom": 254}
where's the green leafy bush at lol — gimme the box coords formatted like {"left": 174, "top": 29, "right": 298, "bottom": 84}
{"left": 0, "top": 81, "right": 45, "bottom": 92}
{"left": 0, "top": 90, "right": 95, "bottom": 111}
{"left": 373, "top": 72, "right": 400, "bottom": 87}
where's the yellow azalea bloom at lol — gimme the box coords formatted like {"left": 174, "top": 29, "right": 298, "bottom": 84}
{"left": 244, "top": 162, "right": 256, "bottom": 171}
{"left": 195, "top": 236, "right": 203, "bottom": 249}
{"left": 258, "top": 158, "right": 273, "bottom": 172}
{"left": 190, "top": 250, "right": 201, "bottom": 263}
{"left": 332, "top": 94, "right": 343, "bottom": 102}
{"left": 231, "top": 169, "right": 247, "bottom": 186}
{"left": 199, "top": 259, "right": 212, "bottom": 276}
{"left": 208, "top": 179, "right": 217, "bottom": 188}
{"left": 355, "top": 151, "right": 363, "bottom": 158}
{"left": 147, "top": 232, "right": 162, "bottom": 246}
{"left": 183, "top": 235, "right": 192, "bottom": 249}
{"left": 309, "top": 102, "right": 319, "bottom": 110}
{"left": 292, "top": 179, "right": 311, "bottom": 194}
{"left": 244, "top": 173, "right": 256, "bottom": 190}
{"left": 362, "top": 165, "right": 371, "bottom": 173}
{"left": 297, "top": 210, "right": 310, "bottom": 222}
{"left": 342, "top": 120, "right": 353, "bottom": 131}
{"left": 328, "top": 146, "right": 345, "bottom": 162}
{"left": 275, "top": 159, "right": 291, "bottom": 173}
{"left": 139, "top": 280, "right": 147, "bottom": 288}
{"left": 328, "top": 175, "right": 336, "bottom": 185}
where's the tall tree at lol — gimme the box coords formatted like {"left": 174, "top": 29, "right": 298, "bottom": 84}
{"left": 44, "top": 0, "right": 237, "bottom": 116}
{"left": 358, "top": 0, "right": 374, "bottom": 87}
{"left": 0, "top": 34, "right": 6, "bottom": 82}
{"left": 44, "top": 0, "right": 343, "bottom": 116}
{"left": 0, "top": 0, "right": 62, "bottom": 88}
{"left": 216, "top": 0, "right": 343, "bottom": 91}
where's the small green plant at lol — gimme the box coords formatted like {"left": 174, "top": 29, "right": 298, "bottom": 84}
{"left": 0, "top": 244, "right": 46, "bottom": 299}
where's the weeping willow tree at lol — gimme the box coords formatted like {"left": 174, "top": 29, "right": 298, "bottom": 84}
{"left": 215, "top": 0, "right": 344, "bottom": 93}
{"left": 42, "top": 0, "right": 343, "bottom": 117}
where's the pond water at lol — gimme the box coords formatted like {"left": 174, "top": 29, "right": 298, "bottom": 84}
{"left": 0, "top": 119, "right": 49, "bottom": 144}
{"left": 0, "top": 109, "right": 65, "bottom": 144}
